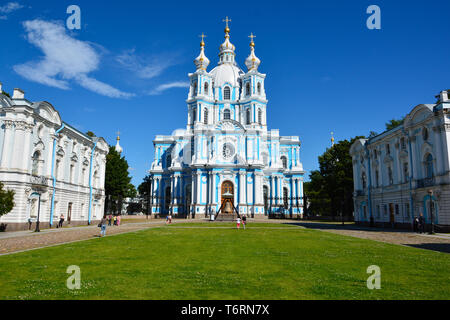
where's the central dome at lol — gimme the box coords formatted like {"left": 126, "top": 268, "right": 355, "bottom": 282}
{"left": 209, "top": 63, "right": 244, "bottom": 88}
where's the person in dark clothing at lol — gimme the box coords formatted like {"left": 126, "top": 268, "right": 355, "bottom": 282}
{"left": 58, "top": 214, "right": 64, "bottom": 228}
{"left": 242, "top": 215, "right": 247, "bottom": 229}
{"left": 418, "top": 214, "right": 425, "bottom": 234}
{"left": 413, "top": 216, "right": 419, "bottom": 232}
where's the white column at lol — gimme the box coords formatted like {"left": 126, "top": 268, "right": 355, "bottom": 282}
{"left": 239, "top": 171, "right": 245, "bottom": 205}
{"left": 21, "top": 124, "right": 33, "bottom": 172}
{"left": 0, "top": 120, "right": 14, "bottom": 168}
{"left": 11, "top": 122, "right": 26, "bottom": 171}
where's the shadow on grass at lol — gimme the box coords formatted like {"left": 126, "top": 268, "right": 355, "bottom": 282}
{"left": 285, "top": 221, "right": 415, "bottom": 234}
{"left": 405, "top": 243, "right": 450, "bottom": 254}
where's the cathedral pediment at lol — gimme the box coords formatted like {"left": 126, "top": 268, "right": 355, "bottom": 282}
{"left": 215, "top": 120, "right": 245, "bottom": 132}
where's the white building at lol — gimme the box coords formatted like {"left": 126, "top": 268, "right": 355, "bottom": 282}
{"left": 350, "top": 90, "right": 450, "bottom": 232}
{"left": 149, "top": 23, "right": 305, "bottom": 219}
{"left": 0, "top": 84, "right": 109, "bottom": 231}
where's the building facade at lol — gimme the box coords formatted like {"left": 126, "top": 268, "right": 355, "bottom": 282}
{"left": 0, "top": 84, "right": 109, "bottom": 230}
{"left": 350, "top": 90, "right": 450, "bottom": 231}
{"left": 149, "top": 24, "right": 304, "bottom": 219}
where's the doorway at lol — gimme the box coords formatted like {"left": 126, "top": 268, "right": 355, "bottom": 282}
{"left": 221, "top": 181, "right": 234, "bottom": 214}
{"left": 67, "top": 202, "right": 72, "bottom": 224}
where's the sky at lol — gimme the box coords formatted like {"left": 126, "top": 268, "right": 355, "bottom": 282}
{"left": 1, "top": 0, "right": 450, "bottom": 187}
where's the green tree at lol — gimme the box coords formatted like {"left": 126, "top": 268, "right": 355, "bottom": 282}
{"left": 86, "top": 131, "right": 96, "bottom": 137}
{"left": 304, "top": 136, "right": 364, "bottom": 218}
{"left": 2, "top": 91, "right": 11, "bottom": 98}
{"left": 104, "top": 146, "right": 134, "bottom": 215}
{"left": 0, "top": 182, "right": 15, "bottom": 218}
{"left": 385, "top": 118, "right": 404, "bottom": 131}
{"left": 138, "top": 175, "right": 151, "bottom": 197}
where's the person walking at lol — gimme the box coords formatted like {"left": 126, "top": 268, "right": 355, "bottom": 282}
{"left": 168, "top": 214, "right": 172, "bottom": 224}
{"left": 242, "top": 215, "right": 247, "bottom": 230}
{"left": 418, "top": 213, "right": 425, "bottom": 234}
{"left": 113, "top": 215, "right": 117, "bottom": 226}
{"left": 413, "top": 216, "right": 419, "bottom": 233}
{"left": 117, "top": 215, "right": 121, "bottom": 226}
{"left": 108, "top": 215, "right": 112, "bottom": 226}
{"left": 99, "top": 216, "right": 107, "bottom": 237}
{"left": 58, "top": 214, "right": 64, "bottom": 228}
{"left": 236, "top": 216, "right": 241, "bottom": 229}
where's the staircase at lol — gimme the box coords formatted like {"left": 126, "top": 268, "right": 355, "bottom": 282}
{"left": 215, "top": 213, "right": 237, "bottom": 222}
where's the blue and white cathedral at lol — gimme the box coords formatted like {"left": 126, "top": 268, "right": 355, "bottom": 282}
{"left": 149, "top": 21, "right": 304, "bottom": 218}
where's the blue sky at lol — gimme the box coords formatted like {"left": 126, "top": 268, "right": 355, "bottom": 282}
{"left": 1, "top": 0, "right": 450, "bottom": 187}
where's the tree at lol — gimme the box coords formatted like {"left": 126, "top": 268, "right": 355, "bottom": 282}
{"left": 2, "top": 91, "right": 10, "bottom": 98}
{"left": 385, "top": 118, "right": 404, "bottom": 131}
{"left": 138, "top": 175, "right": 152, "bottom": 216}
{"left": 138, "top": 175, "right": 151, "bottom": 197}
{"left": 86, "top": 131, "right": 96, "bottom": 137}
{"left": 0, "top": 182, "right": 14, "bottom": 218}
{"left": 304, "top": 136, "right": 364, "bottom": 218}
{"left": 104, "top": 146, "right": 134, "bottom": 215}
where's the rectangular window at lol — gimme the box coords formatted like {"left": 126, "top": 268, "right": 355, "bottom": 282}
{"left": 376, "top": 205, "right": 380, "bottom": 218}
{"left": 405, "top": 203, "right": 410, "bottom": 219}
{"left": 383, "top": 204, "right": 388, "bottom": 216}
{"left": 395, "top": 204, "right": 399, "bottom": 215}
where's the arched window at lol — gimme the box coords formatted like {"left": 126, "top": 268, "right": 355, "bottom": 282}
{"left": 283, "top": 188, "right": 288, "bottom": 209}
{"left": 258, "top": 109, "right": 262, "bottom": 125}
{"left": 246, "top": 108, "right": 251, "bottom": 125}
{"left": 246, "top": 82, "right": 251, "bottom": 96}
{"left": 362, "top": 172, "right": 366, "bottom": 189}
{"left": 426, "top": 154, "right": 434, "bottom": 178}
{"left": 204, "top": 82, "right": 209, "bottom": 95}
{"left": 165, "top": 187, "right": 171, "bottom": 212}
{"left": 223, "top": 109, "right": 231, "bottom": 120}
{"left": 257, "top": 83, "right": 261, "bottom": 95}
{"left": 204, "top": 109, "right": 208, "bottom": 124}
{"left": 388, "top": 167, "right": 393, "bottom": 185}
{"left": 193, "top": 82, "right": 197, "bottom": 97}
{"left": 192, "top": 108, "right": 196, "bottom": 124}
{"left": 166, "top": 154, "right": 172, "bottom": 168}
{"left": 423, "top": 127, "right": 429, "bottom": 141}
{"left": 223, "top": 86, "right": 231, "bottom": 100}
{"left": 31, "top": 151, "right": 41, "bottom": 176}
{"left": 281, "top": 156, "right": 287, "bottom": 169}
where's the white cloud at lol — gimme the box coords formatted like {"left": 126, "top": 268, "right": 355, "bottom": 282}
{"left": 0, "top": 2, "right": 23, "bottom": 19}
{"left": 0, "top": 2, "right": 23, "bottom": 13}
{"left": 14, "top": 19, "right": 133, "bottom": 98}
{"left": 147, "top": 81, "right": 189, "bottom": 96}
{"left": 116, "top": 49, "right": 179, "bottom": 79}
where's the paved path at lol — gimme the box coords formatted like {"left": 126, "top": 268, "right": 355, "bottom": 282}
{"left": 292, "top": 221, "right": 450, "bottom": 253}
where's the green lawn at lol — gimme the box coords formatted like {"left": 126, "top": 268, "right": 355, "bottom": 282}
{"left": 0, "top": 222, "right": 449, "bottom": 300}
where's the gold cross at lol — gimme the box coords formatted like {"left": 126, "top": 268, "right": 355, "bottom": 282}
{"left": 249, "top": 33, "right": 256, "bottom": 42}
{"left": 199, "top": 32, "right": 207, "bottom": 42}
{"left": 223, "top": 16, "right": 231, "bottom": 28}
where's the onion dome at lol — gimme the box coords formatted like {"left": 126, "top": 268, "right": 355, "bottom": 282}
{"left": 245, "top": 33, "right": 261, "bottom": 71}
{"left": 194, "top": 33, "right": 210, "bottom": 71}
{"left": 218, "top": 17, "right": 235, "bottom": 65}
{"left": 115, "top": 131, "right": 123, "bottom": 154}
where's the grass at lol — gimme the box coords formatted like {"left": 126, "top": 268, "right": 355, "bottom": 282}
{"left": 0, "top": 222, "right": 449, "bottom": 300}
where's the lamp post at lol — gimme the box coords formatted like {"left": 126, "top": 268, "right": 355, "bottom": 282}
{"left": 428, "top": 189, "right": 434, "bottom": 234}
{"left": 31, "top": 192, "right": 41, "bottom": 232}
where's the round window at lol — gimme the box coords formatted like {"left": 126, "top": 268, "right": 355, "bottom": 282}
{"left": 222, "top": 143, "right": 235, "bottom": 159}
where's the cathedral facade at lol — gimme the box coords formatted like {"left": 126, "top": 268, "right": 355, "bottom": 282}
{"left": 149, "top": 23, "right": 304, "bottom": 218}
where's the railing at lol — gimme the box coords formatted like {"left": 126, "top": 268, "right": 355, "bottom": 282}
{"left": 30, "top": 174, "right": 49, "bottom": 186}
{"left": 416, "top": 177, "right": 435, "bottom": 188}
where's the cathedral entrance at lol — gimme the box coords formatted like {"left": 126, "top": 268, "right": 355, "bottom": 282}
{"left": 221, "top": 181, "right": 234, "bottom": 215}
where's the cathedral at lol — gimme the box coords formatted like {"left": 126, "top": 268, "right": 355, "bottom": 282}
{"left": 149, "top": 20, "right": 304, "bottom": 219}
